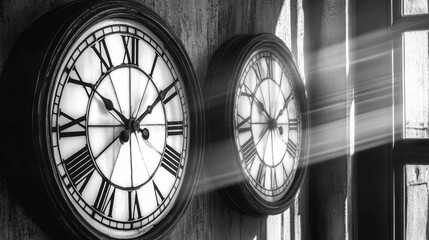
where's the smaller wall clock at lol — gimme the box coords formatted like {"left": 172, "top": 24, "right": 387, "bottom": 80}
{"left": 204, "top": 34, "right": 309, "bottom": 215}
{"left": 3, "top": 0, "right": 204, "bottom": 239}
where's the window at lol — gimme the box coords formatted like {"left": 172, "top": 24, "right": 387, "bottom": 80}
{"left": 266, "top": 0, "right": 306, "bottom": 239}
{"left": 393, "top": 0, "right": 429, "bottom": 239}
{"left": 403, "top": 0, "right": 429, "bottom": 15}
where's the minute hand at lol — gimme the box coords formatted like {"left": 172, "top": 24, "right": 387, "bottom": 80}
{"left": 275, "top": 93, "right": 293, "bottom": 121}
{"left": 136, "top": 81, "right": 176, "bottom": 122}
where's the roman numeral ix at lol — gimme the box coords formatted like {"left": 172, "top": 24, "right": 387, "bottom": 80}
{"left": 54, "top": 111, "right": 86, "bottom": 138}
{"left": 237, "top": 115, "right": 251, "bottom": 133}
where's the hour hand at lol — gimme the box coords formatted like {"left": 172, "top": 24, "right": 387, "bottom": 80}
{"left": 96, "top": 92, "right": 129, "bottom": 125}
{"left": 253, "top": 96, "right": 271, "bottom": 119}
{"left": 73, "top": 80, "right": 129, "bottom": 125}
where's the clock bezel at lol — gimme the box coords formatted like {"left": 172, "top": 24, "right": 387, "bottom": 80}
{"left": 204, "top": 34, "right": 309, "bottom": 215}
{"left": 233, "top": 48, "right": 302, "bottom": 203}
{"left": 4, "top": 1, "right": 204, "bottom": 239}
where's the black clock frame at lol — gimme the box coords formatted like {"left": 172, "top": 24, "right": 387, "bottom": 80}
{"left": 3, "top": 1, "right": 204, "bottom": 239}
{"left": 204, "top": 34, "right": 309, "bottom": 216}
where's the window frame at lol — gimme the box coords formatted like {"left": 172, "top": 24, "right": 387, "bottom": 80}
{"left": 392, "top": 1, "right": 429, "bottom": 239}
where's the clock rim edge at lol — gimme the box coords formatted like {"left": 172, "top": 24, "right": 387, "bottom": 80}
{"left": 204, "top": 33, "right": 309, "bottom": 216}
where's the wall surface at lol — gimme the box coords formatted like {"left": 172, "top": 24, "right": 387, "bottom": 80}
{"left": 304, "top": 0, "right": 353, "bottom": 239}
{"left": 0, "top": 0, "right": 310, "bottom": 240}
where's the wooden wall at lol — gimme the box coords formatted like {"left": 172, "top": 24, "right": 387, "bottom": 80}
{"left": 0, "top": 0, "right": 312, "bottom": 239}
{"left": 305, "top": 0, "right": 351, "bottom": 239}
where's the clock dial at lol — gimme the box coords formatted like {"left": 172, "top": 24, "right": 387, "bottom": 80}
{"left": 50, "top": 19, "right": 188, "bottom": 238}
{"left": 234, "top": 51, "right": 300, "bottom": 202}
{"left": 204, "top": 34, "right": 308, "bottom": 215}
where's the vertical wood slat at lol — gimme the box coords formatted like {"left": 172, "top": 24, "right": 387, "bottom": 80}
{"left": 291, "top": 0, "right": 298, "bottom": 58}
{"left": 295, "top": 198, "right": 302, "bottom": 240}
{"left": 290, "top": 204, "right": 296, "bottom": 240}
{"left": 297, "top": 0, "right": 306, "bottom": 82}
{"left": 281, "top": 211, "right": 285, "bottom": 239}
{"left": 305, "top": 0, "right": 349, "bottom": 238}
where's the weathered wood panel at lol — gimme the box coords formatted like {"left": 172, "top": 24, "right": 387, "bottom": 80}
{"left": 305, "top": 0, "right": 350, "bottom": 239}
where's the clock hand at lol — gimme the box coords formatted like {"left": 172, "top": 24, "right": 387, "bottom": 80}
{"left": 96, "top": 91, "right": 129, "bottom": 125}
{"left": 275, "top": 93, "right": 293, "bottom": 121}
{"left": 136, "top": 81, "right": 176, "bottom": 122}
{"left": 144, "top": 139, "right": 162, "bottom": 156}
{"left": 119, "top": 119, "right": 141, "bottom": 144}
{"left": 243, "top": 85, "right": 271, "bottom": 119}
{"left": 119, "top": 129, "right": 130, "bottom": 144}
{"left": 253, "top": 96, "right": 271, "bottom": 120}
{"left": 137, "top": 128, "right": 162, "bottom": 155}
{"left": 255, "top": 124, "right": 269, "bottom": 147}
{"left": 77, "top": 81, "right": 129, "bottom": 125}
{"left": 134, "top": 135, "right": 152, "bottom": 178}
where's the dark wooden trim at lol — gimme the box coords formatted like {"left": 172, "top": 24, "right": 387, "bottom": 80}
{"left": 353, "top": 0, "right": 393, "bottom": 239}
{"left": 393, "top": 17, "right": 429, "bottom": 31}
{"left": 290, "top": 203, "right": 296, "bottom": 240}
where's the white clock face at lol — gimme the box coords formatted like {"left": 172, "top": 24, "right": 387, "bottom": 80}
{"left": 49, "top": 19, "right": 189, "bottom": 239}
{"left": 234, "top": 50, "right": 301, "bottom": 202}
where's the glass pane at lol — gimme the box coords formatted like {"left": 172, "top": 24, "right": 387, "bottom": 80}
{"left": 403, "top": 31, "right": 429, "bottom": 138}
{"left": 405, "top": 165, "right": 429, "bottom": 239}
{"left": 403, "top": 0, "right": 429, "bottom": 15}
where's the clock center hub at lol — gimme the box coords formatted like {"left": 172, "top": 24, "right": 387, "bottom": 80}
{"left": 268, "top": 119, "right": 277, "bottom": 130}
{"left": 128, "top": 118, "right": 140, "bottom": 133}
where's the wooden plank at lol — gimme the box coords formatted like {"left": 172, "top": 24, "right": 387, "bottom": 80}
{"left": 291, "top": 0, "right": 299, "bottom": 58}
{"left": 305, "top": 0, "right": 349, "bottom": 239}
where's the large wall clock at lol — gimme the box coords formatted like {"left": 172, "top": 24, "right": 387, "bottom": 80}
{"left": 3, "top": 0, "right": 204, "bottom": 239}
{"left": 204, "top": 34, "right": 309, "bottom": 215}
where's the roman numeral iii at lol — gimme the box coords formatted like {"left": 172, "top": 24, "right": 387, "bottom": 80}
{"left": 167, "top": 121, "right": 183, "bottom": 136}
